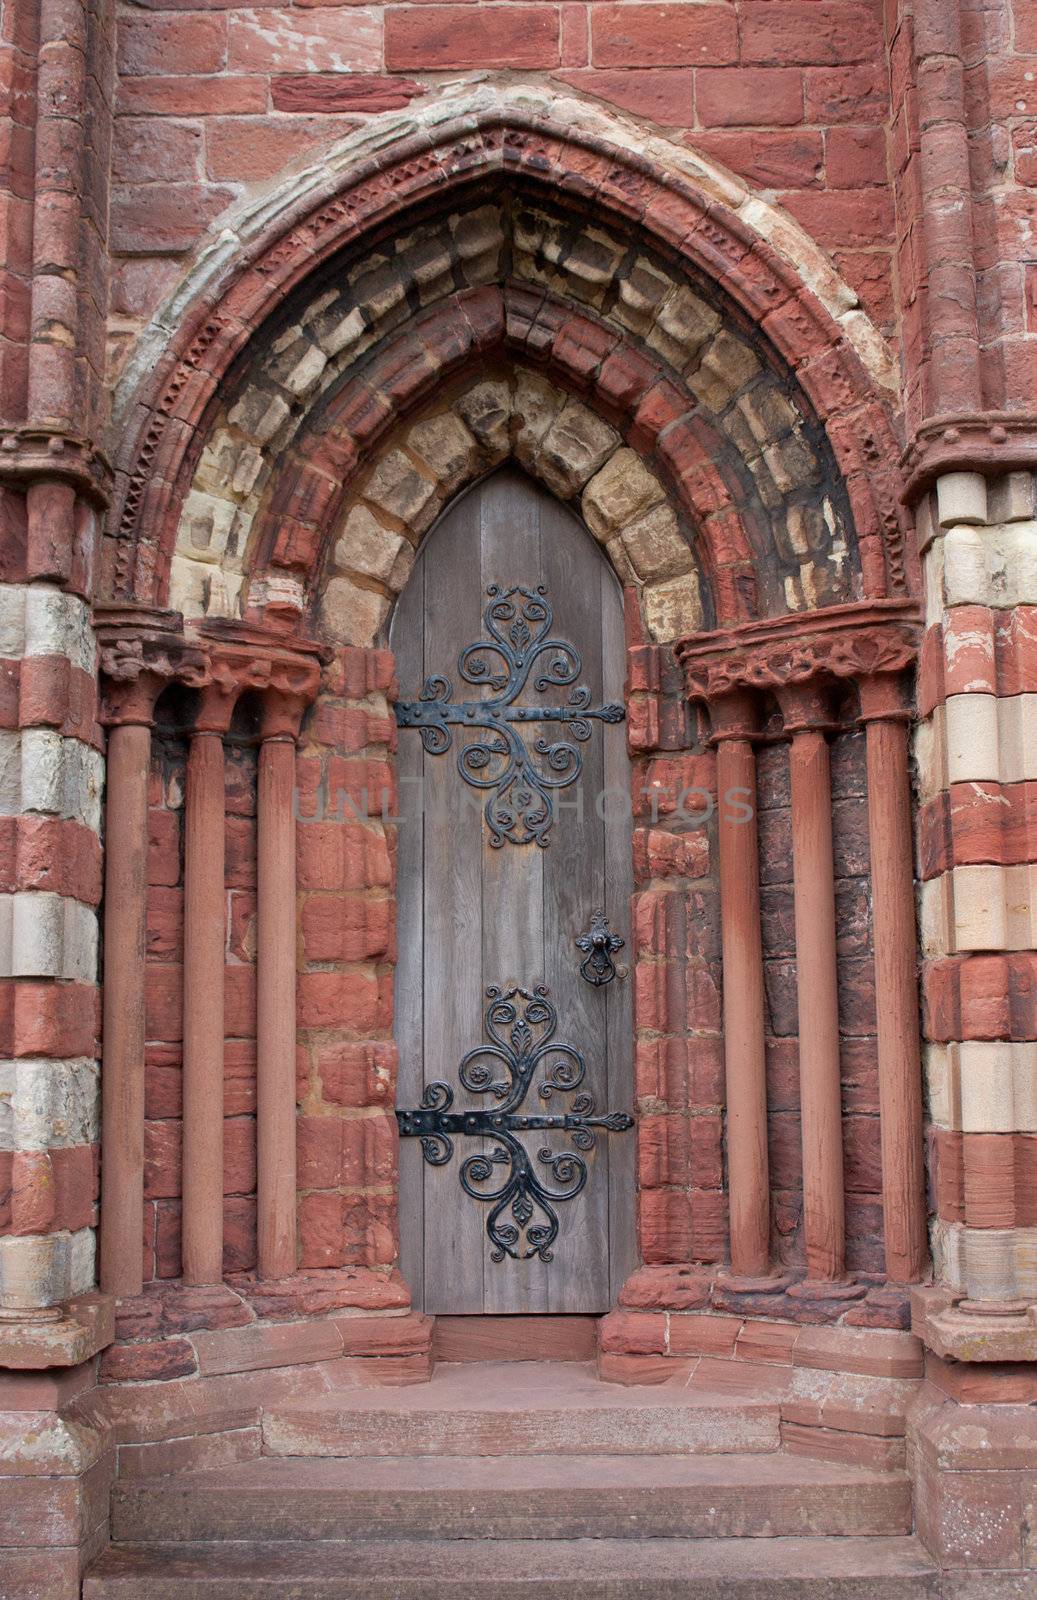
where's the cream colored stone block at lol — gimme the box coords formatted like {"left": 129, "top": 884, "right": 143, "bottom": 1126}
{"left": 620, "top": 503, "right": 692, "bottom": 581}
{"left": 930, "top": 1218, "right": 966, "bottom": 1293}
{"left": 581, "top": 449, "right": 665, "bottom": 541}
{"left": 227, "top": 388, "right": 292, "bottom": 445}
{"left": 944, "top": 693, "right": 1000, "bottom": 782}
{"left": 950, "top": 864, "right": 1008, "bottom": 952}
{"left": 645, "top": 285, "right": 719, "bottom": 371}
{"left": 996, "top": 694, "right": 1037, "bottom": 784}
{"left": 915, "top": 492, "right": 939, "bottom": 562}
{"left": 535, "top": 400, "right": 619, "bottom": 498}
{"left": 913, "top": 706, "right": 947, "bottom": 802}
{"left": 0, "top": 730, "right": 103, "bottom": 831}
{"left": 963, "top": 1226, "right": 1037, "bottom": 1302}
{"left": 955, "top": 1040, "right": 1037, "bottom": 1133}
{"left": 0, "top": 1226, "right": 95, "bottom": 1310}
{"left": 924, "top": 1042, "right": 956, "bottom": 1132}
{"left": 687, "top": 329, "right": 760, "bottom": 412}
{"left": 941, "top": 523, "right": 989, "bottom": 606}
{"left": 989, "top": 470, "right": 1036, "bottom": 525}
{"left": 333, "top": 506, "right": 407, "bottom": 586}
{"left": 1004, "top": 862, "right": 1037, "bottom": 950}
{"left": 0, "top": 893, "right": 98, "bottom": 983}
{"left": 642, "top": 572, "right": 703, "bottom": 641}
{"left": 919, "top": 872, "right": 953, "bottom": 957}
{"left": 363, "top": 448, "right": 439, "bottom": 529}
{"left": 320, "top": 578, "right": 390, "bottom": 647}
{"left": 456, "top": 381, "right": 511, "bottom": 460}
{"left": 0, "top": 1058, "right": 99, "bottom": 1151}
{"left": 406, "top": 413, "right": 479, "bottom": 494}
{"left": 937, "top": 470, "right": 988, "bottom": 528}
{"left": 1000, "top": 520, "right": 1037, "bottom": 605}
{"left": 168, "top": 553, "right": 241, "bottom": 620}
{"left": 922, "top": 536, "right": 944, "bottom": 626}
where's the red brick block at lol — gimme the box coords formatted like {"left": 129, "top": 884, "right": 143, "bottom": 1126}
{"left": 635, "top": 1036, "right": 725, "bottom": 1110}
{"left": 694, "top": 130, "right": 823, "bottom": 190}
{"left": 297, "top": 967, "right": 385, "bottom": 1032}
{"left": 297, "top": 1115, "right": 342, "bottom": 1190}
{"left": 111, "top": 181, "right": 238, "bottom": 255}
{"left": 117, "top": 14, "right": 227, "bottom": 76}
{"left": 825, "top": 126, "right": 888, "bottom": 189}
{"left": 386, "top": 4, "right": 557, "bottom": 69}
{"left": 118, "top": 75, "right": 269, "bottom": 117}
{"left": 340, "top": 1111, "right": 398, "bottom": 1188}
{"left": 0, "top": 979, "right": 98, "bottom": 1058}
{"left": 312, "top": 1039, "right": 397, "bottom": 1108}
{"left": 741, "top": 3, "right": 883, "bottom": 67}
{"left": 697, "top": 67, "right": 804, "bottom": 128}
{"left": 590, "top": 3, "right": 736, "bottom": 67}
{"left": 207, "top": 115, "right": 349, "bottom": 183}
{"left": 299, "top": 1192, "right": 345, "bottom": 1268}
{"left": 228, "top": 7, "right": 382, "bottom": 72}
{"left": 272, "top": 74, "right": 425, "bottom": 113}
{"left": 100, "top": 1336, "right": 197, "bottom": 1383}
{"left": 552, "top": 68, "right": 695, "bottom": 127}
{"left": 113, "top": 117, "right": 203, "bottom": 185}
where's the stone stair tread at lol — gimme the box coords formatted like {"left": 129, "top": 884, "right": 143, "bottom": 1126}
{"left": 281, "top": 1361, "right": 780, "bottom": 1412}
{"left": 117, "top": 1451, "right": 902, "bottom": 1492}
{"left": 84, "top": 1535, "right": 938, "bottom": 1597}
{"left": 111, "top": 1451, "right": 911, "bottom": 1543}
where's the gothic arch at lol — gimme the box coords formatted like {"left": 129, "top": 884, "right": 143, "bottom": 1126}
{"left": 102, "top": 87, "right": 915, "bottom": 625}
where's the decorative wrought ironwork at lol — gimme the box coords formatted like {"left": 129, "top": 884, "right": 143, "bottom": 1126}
{"left": 576, "top": 910, "right": 625, "bottom": 987}
{"left": 395, "top": 584, "right": 625, "bottom": 847}
{"left": 397, "top": 985, "right": 633, "bottom": 1262}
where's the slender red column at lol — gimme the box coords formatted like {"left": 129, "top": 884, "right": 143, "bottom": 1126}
{"left": 859, "top": 674, "right": 927, "bottom": 1283}
{"left": 781, "top": 685, "right": 845, "bottom": 1282}
{"left": 100, "top": 679, "right": 161, "bottom": 1297}
{"left": 712, "top": 693, "right": 771, "bottom": 1279}
{"left": 182, "top": 690, "right": 235, "bottom": 1285}
{"left": 256, "top": 693, "right": 305, "bottom": 1279}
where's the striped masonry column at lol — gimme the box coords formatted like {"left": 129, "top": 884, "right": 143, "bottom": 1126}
{"left": 917, "top": 469, "right": 1037, "bottom": 1312}
{"left": 0, "top": 585, "right": 103, "bottom": 1324}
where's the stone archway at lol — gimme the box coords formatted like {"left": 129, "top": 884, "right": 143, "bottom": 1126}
{"left": 96, "top": 88, "right": 925, "bottom": 1351}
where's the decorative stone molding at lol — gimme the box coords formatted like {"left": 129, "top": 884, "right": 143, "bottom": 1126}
{"left": 903, "top": 414, "right": 1037, "bottom": 505}
{"left": 0, "top": 429, "right": 111, "bottom": 508}
{"left": 677, "top": 601, "right": 921, "bottom": 706}
{"left": 96, "top": 607, "right": 326, "bottom": 728}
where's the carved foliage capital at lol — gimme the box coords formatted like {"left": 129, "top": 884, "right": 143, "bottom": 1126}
{"left": 680, "top": 623, "right": 919, "bottom": 707}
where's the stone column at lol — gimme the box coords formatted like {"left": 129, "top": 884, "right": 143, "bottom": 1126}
{"left": 182, "top": 686, "right": 236, "bottom": 1286}
{"left": 859, "top": 670, "right": 927, "bottom": 1285}
{"left": 99, "top": 676, "right": 163, "bottom": 1298}
{"left": 710, "top": 691, "right": 772, "bottom": 1280}
{"left": 914, "top": 468, "right": 1037, "bottom": 1345}
{"left": 256, "top": 692, "right": 305, "bottom": 1280}
{"left": 779, "top": 683, "right": 846, "bottom": 1283}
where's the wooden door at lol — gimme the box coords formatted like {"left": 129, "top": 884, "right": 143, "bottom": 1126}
{"left": 392, "top": 468, "right": 635, "bottom": 1314}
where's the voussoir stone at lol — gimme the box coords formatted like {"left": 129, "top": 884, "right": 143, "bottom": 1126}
{"left": 582, "top": 449, "right": 666, "bottom": 541}
{"left": 321, "top": 578, "right": 391, "bottom": 647}
{"left": 334, "top": 505, "right": 407, "bottom": 586}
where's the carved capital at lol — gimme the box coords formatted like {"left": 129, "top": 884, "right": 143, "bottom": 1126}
{"left": 0, "top": 427, "right": 111, "bottom": 507}
{"left": 902, "top": 411, "right": 1037, "bottom": 504}
{"left": 678, "top": 604, "right": 920, "bottom": 720}
{"left": 96, "top": 607, "right": 208, "bottom": 726}
{"left": 701, "top": 689, "right": 760, "bottom": 745}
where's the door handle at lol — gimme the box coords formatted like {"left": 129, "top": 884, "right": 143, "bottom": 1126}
{"left": 576, "top": 911, "right": 625, "bottom": 987}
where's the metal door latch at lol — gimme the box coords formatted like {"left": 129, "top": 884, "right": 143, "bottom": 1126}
{"left": 575, "top": 911, "right": 624, "bottom": 987}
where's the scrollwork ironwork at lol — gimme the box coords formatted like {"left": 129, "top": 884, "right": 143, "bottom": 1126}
{"left": 396, "top": 984, "right": 633, "bottom": 1262}
{"left": 395, "top": 585, "right": 624, "bottom": 847}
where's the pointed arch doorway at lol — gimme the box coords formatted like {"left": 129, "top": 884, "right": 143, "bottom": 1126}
{"left": 391, "top": 468, "right": 636, "bottom": 1315}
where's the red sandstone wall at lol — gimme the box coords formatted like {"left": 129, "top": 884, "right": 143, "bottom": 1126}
{"left": 106, "top": 0, "right": 899, "bottom": 385}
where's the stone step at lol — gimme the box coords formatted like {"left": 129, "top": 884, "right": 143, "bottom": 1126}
{"left": 263, "top": 1361, "right": 781, "bottom": 1457}
{"left": 84, "top": 1536, "right": 939, "bottom": 1598}
{"left": 110, "top": 1454, "right": 911, "bottom": 1543}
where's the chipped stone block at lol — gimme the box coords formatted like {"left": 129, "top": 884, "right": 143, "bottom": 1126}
{"left": 333, "top": 505, "right": 407, "bottom": 586}
{"left": 406, "top": 413, "right": 479, "bottom": 495}
{"left": 736, "top": 385, "right": 800, "bottom": 448}
{"left": 0, "top": 731, "right": 103, "bottom": 831}
{"left": 168, "top": 554, "right": 242, "bottom": 620}
{"left": 642, "top": 572, "right": 703, "bottom": 640}
{"left": 227, "top": 388, "right": 292, "bottom": 447}
{"left": 315, "top": 305, "right": 368, "bottom": 361}
{"left": 613, "top": 257, "right": 673, "bottom": 337}
{"left": 688, "top": 329, "right": 761, "bottom": 412}
{"left": 513, "top": 367, "right": 566, "bottom": 463}
{"left": 456, "top": 381, "right": 511, "bottom": 459}
{"left": 582, "top": 449, "right": 666, "bottom": 541}
{"left": 0, "top": 1227, "right": 95, "bottom": 1310}
{"left": 0, "top": 1058, "right": 99, "bottom": 1151}
{"left": 534, "top": 399, "right": 619, "bottom": 498}
{"left": 178, "top": 489, "right": 244, "bottom": 563}
{"left": 363, "top": 448, "right": 439, "bottom": 530}
{"left": 763, "top": 429, "right": 821, "bottom": 494}
{"left": 451, "top": 203, "right": 505, "bottom": 284}
{"left": 321, "top": 577, "right": 391, "bottom": 647}
{"left": 647, "top": 286, "right": 721, "bottom": 372}
{"left": 621, "top": 502, "right": 693, "bottom": 581}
